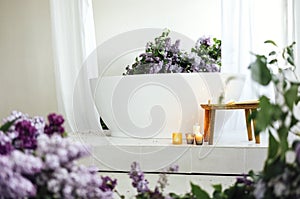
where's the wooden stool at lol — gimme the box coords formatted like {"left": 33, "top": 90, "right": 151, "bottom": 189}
{"left": 200, "top": 102, "right": 259, "bottom": 145}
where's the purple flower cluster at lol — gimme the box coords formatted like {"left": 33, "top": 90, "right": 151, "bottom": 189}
{"left": 35, "top": 134, "right": 115, "bottom": 198}
{"left": 14, "top": 120, "right": 38, "bottom": 150}
{"left": 0, "top": 131, "right": 13, "bottom": 155}
{"left": 124, "top": 30, "right": 191, "bottom": 75}
{"left": 129, "top": 162, "right": 179, "bottom": 198}
{"left": 129, "top": 161, "right": 150, "bottom": 193}
{"left": 36, "top": 134, "right": 89, "bottom": 169}
{"left": 0, "top": 150, "right": 43, "bottom": 198}
{"left": 189, "top": 36, "right": 221, "bottom": 72}
{"left": 157, "top": 164, "right": 179, "bottom": 192}
{"left": 100, "top": 176, "right": 118, "bottom": 192}
{"left": 124, "top": 30, "right": 221, "bottom": 75}
{"left": 197, "top": 36, "right": 212, "bottom": 47}
{"left": 0, "top": 111, "right": 116, "bottom": 199}
{"left": 1, "top": 111, "right": 46, "bottom": 151}
{"left": 44, "top": 113, "right": 65, "bottom": 136}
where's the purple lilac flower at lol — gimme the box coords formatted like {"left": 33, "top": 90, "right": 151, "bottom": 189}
{"left": 157, "top": 164, "right": 179, "bottom": 192}
{"left": 41, "top": 165, "right": 113, "bottom": 199}
{"left": 150, "top": 62, "right": 163, "bottom": 74}
{"left": 0, "top": 131, "right": 13, "bottom": 155}
{"left": 36, "top": 134, "right": 89, "bottom": 168}
{"left": 0, "top": 151, "right": 43, "bottom": 198}
{"left": 11, "top": 150, "right": 43, "bottom": 174}
{"left": 197, "top": 36, "right": 212, "bottom": 47}
{"left": 169, "top": 65, "right": 183, "bottom": 73}
{"left": 35, "top": 134, "right": 113, "bottom": 198}
{"left": 100, "top": 176, "right": 117, "bottom": 192}
{"left": 14, "top": 120, "right": 38, "bottom": 150}
{"left": 236, "top": 174, "right": 253, "bottom": 186}
{"left": 129, "top": 161, "right": 150, "bottom": 193}
{"left": 44, "top": 113, "right": 65, "bottom": 136}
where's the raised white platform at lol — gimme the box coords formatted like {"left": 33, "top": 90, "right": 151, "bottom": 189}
{"left": 71, "top": 128, "right": 300, "bottom": 197}
{"left": 72, "top": 129, "right": 271, "bottom": 174}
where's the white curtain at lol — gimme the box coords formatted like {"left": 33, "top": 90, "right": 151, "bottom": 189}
{"left": 221, "top": 0, "right": 295, "bottom": 130}
{"left": 50, "top": 0, "right": 101, "bottom": 133}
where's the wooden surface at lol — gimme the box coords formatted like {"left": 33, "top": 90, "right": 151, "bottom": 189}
{"left": 200, "top": 102, "right": 260, "bottom": 145}
{"left": 200, "top": 102, "right": 259, "bottom": 110}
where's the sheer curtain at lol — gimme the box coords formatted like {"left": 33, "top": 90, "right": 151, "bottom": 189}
{"left": 221, "top": 0, "right": 295, "bottom": 130}
{"left": 50, "top": 0, "right": 101, "bottom": 133}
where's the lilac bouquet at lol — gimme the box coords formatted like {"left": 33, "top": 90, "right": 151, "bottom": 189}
{"left": 189, "top": 36, "right": 221, "bottom": 72}
{"left": 0, "top": 111, "right": 116, "bottom": 199}
{"left": 123, "top": 30, "right": 221, "bottom": 75}
{"left": 129, "top": 161, "right": 179, "bottom": 198}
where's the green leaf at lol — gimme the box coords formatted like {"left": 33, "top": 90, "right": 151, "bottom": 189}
{"left": 191, "top": 183, "right": 211, "bottom": 199}
{"left": 0, "top": 119, "right": 17, "bottom": 132}
{"left": 287, "top": 56, "right": 295, "bottom": 66}
{"left": 264, "top": 40, "right": 277, "bottom": 46}
{"left": 254, "top": 96, "right": 273, "bottom": 133}
{"left": 212, "top": 184, "right": 222, "bottom": 192}
{"left": 268, "top": 59, "right": 277, "bottom": 64}
{"left": 286, "top": 44, "right": 295, "bottom": 60}
{"left": 264, "top": 155, "right": 285, "bottom": 181}
{"left": 284, "top": 84, "right": 298, "bottom": 110}
{"left": 267, "top": 131, "right": 279, "bottom": 159}
{"left": 268, "top": 51, "right": 276, "bottom": 56}
{"left": 250, "top": 55, "right": 272, "bottom": 85}
{"left": 291, "top": 115, "right": 299, "bottom": 128}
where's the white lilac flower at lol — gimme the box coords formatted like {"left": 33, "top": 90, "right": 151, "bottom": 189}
{"left": 45, "top": 154, "right": 60, "bottom": 169}
{"left": 2, "top": 110, "right": 26, "bottom": 124}
{"left": 11, "top": 150, "right": 43, "bottom": 174}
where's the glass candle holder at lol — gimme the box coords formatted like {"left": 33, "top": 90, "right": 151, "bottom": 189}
{"left": 185, "top": 133, "right": 195, "bottom": 144}
{"left": 172, "top": 133, "right": 182, "bottom": 144}
{"left": 195, "top": 133, "right": 203, "bottom": 145}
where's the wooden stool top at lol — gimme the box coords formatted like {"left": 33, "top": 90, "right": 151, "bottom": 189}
{"left": 200, "top": 101, "right": 259, "bottom": 110}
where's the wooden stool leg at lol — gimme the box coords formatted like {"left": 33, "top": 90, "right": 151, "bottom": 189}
{"left": 204, "top": 109, "right": 210, "bottom": 142}
{"left": 252, "top": 112, "right": 260, "bottom": 144}
{"left": 244, "top": 109, "right": 253, "bottom": 141}
{"left": 208, "top": 110, "right": 216, "bottom": 145}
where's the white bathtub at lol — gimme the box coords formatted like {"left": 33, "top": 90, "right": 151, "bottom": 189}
{"left": 93, "top": 73, "right": 245, "bottom": 138}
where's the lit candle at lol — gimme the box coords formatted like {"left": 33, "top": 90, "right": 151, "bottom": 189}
{"left": 195, "top": 133, "right": 203, "bottom": 145}
{"left": 172, "top": 133, "right": 182, "bottom": 145}
{"left": 185, "top": 133, "right": 195, "bottom": 144}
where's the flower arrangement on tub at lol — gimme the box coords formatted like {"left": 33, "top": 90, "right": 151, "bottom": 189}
{"left": 0, "top": 111, "right": 117, "bottom": 198}
{"left": 123, "top": 29, "right": 221, "bottom": 75}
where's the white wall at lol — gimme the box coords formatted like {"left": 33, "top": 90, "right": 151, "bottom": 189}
{"left": 0, "top": 0, "right": 58, "bottom": 119}
{"left": 92, "top": 0, "right": 221, "bottom": 45}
